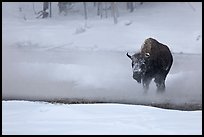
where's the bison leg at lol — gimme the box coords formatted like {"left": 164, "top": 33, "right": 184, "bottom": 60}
{"left": 156, "top": 81, "right": 165, "bottom": 92}
{"left": 154, "top": 75, "right": 166, "bottom": 92}
{"left": 142, "top": 77, "right": 152, "bottom": 92}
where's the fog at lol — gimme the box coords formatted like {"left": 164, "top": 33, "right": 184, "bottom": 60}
{"left": 2, "top": 45, "right": 202, "bottom": 108}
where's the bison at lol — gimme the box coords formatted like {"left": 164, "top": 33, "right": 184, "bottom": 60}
{"left": 127, "top": 38, "right": 173, "bottom": 92}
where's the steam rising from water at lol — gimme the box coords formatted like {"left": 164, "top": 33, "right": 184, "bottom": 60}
{"left": 2, "top": 46, "right": 202, "bottom": 108}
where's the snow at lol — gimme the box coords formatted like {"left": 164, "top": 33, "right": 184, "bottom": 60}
{"left": 2, "top": 2, "right": 202, "bottom": 53}
{"left": 2, "top": 101, "right": 202, "bottom": 135}
{"left": 2, "top": 2, "right": 202, "bottom": 135}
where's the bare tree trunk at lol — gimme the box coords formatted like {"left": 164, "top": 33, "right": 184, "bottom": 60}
{"left": 100, "top": 2, "right": 103, "bottom": 18}
{"left": 127, "top": 2, "right": 130, "bottom": 10}
{"left": 97, "top": 2, "right": 100, "bottom": 16}
{"left": 42, "top": 2, "right": 49, "bottom": 18}
{"left": 130, "top": 2, "right": 134, "bottom": 12}
{"left": 111, "top": 2, "right": 118, "bottom": 24}
{"left": 105, "top": 2, "right": 108, "bottom": 18}
{"left": 49, "top": 2, "right": 52, "bottom": 18}
{"left": 97, "top": 2, "right": 103, "bottom": 18}
{"left": 43, "top": 2, "right": 49, "bottom": 11}
{"left": 32, "top": 2, "right": 37, "bottom": 14}
{"left": 115, "top": 2, "right": 119, "bottom": 17}
{"left": 83, "top": 2, "right": 88, "bottom": 20}
{"left": 127, "top": 2, "right": 134, "bottom": 12}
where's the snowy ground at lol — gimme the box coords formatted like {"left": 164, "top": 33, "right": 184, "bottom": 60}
{"left": 2, "top": 2, "right": 202, "bottom": 135}
{"left": 2, "top": 101, "right": 202, "bottom": 135}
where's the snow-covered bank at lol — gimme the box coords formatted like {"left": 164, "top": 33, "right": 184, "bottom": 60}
{"left": 2, "top": 101, "right": 202, "bottom": 135}
{"left": 2, "top": 2, "right": 202, "bottom": 54}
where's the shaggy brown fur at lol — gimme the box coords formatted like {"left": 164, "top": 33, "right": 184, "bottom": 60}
{"left": 127, "top": 38, "right": 173, "bottom": 92}
{"left": 141, "top": 38, "right": 173, "bottom": 71}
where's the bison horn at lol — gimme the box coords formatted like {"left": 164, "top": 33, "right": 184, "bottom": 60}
{"left": 126, "top": 52, "right": 132, "bottom": 59}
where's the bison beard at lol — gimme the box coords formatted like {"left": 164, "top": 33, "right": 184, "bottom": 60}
{"left": 127, "top": 38, "right": 173, "bottom": 92}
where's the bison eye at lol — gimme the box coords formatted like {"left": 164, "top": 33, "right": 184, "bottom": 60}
{"left": 145, "top": 53, "right": 150, "bottom": 58}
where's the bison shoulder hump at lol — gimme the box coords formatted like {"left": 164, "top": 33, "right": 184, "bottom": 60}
{"left": 141, "top": 38, "right": 159, "bottom": 54}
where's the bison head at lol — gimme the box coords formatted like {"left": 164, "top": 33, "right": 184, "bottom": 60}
{"left": 126, "top": 52, "right": 150, "bottom": 83}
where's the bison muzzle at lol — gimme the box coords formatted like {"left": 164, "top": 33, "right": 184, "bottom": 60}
{"left": 127, "top": 38, "right": 173, "bottom": 92}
